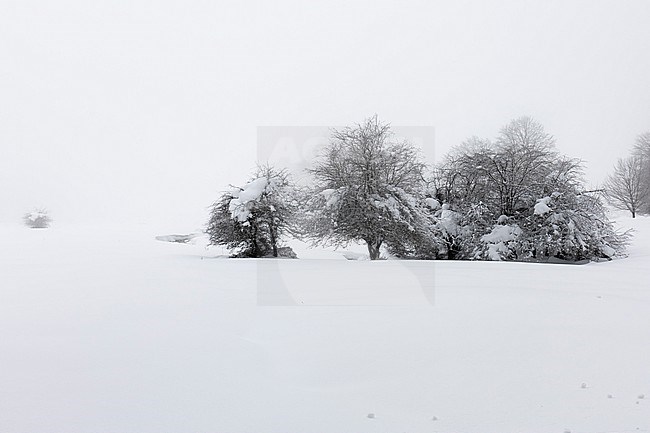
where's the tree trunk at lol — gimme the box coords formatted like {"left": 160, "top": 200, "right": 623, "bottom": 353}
{"left": 366, "top": 239, "right": 382, "bottom": 260}
{"left": 251, "top": 224, "right": 260, "bottom": 257}
{"left": 269, "top": 222, "right": 278, "bottom": 257}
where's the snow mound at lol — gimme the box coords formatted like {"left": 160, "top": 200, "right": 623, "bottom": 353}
{"left": 534, "top": 197, "right": 552, "bottom": 215}
{"left": 321, "top": 188, "right": 340, "bottom": 207}
{"left": 481, "top": 224, "right": 522, "bottom": 244}
{"left": 481, "top": 224, "right": 522, "bottom": 260}
{"left": 155, "top": 233, "right": 202, "bottom": 244}
{"left": 341, "top": 251, "right": 370, "bottom": 261}
{"left": 425, "top": 197, "right": 441, "bottom": 210}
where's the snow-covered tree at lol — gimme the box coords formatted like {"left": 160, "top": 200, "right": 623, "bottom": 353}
{"left": 604, "top": 156, "right": 649, "bottom": 218}
{"left": 206, "top": 165, "right": 298, "bottom": 258}
{"left": 303, "top": 115, "right": 441, "bottom": 259}
{"left": 23, "top": 208, "right": 52, "bottom": 228}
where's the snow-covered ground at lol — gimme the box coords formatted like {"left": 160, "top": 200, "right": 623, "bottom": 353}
{"left": 1, "top": 215, "right": 649, "bottom": 433}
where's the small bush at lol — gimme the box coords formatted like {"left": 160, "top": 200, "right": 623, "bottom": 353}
{"left": 207, "top": 164, "right": 299, "bottom": 258}
{"left": 23, "top": 209, "right": 52, "bottom": 228}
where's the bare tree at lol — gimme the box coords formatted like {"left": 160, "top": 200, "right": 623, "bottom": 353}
{"left": 304, "top": 115, "right": 435, "bottom": 259}
{"left": 490, "top": 117, "right": 561, "bottom": 215}
{"left": 437, "top": 117, "right": 579, "bottom": 217}
{"left": 604, "top": 156, "right": 649, "bottom": 218}
{"left": 632, "top": 132, "right": 650, "bottom": 214}
{"left": 633, "top": 132, "right": 650, "bottom": 160}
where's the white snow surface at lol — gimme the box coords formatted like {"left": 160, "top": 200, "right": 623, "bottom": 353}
{"left": 235, "top": 177, "right": 269, "bottom": 203}
{"left": 1, "top": 215, "right": 649, "bottom": 433}
{"left": 481, "top": 224, "right": 522, "bottom": 260}
{"left": 320, "top": 188, "right": 340, "bottom": 207}
{"left": 425, "top": 197, "right": 441, "bottom": 210}
{"left": 481, "top": 224, "right": 522, "bottom": 244}
{"left": 439, "top": 206, "right": 460, "bottom": 236}
{"left": 534, "top": 196, "right": 553, "bottom": 215}
{"left": 228, "top": 177, "right": 269, "bottom": 222}
{"left": 26, "top": 211, "right": 45, "bottom": 221}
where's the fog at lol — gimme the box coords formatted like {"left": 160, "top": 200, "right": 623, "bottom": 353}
{"left": 2, "top": 0, "right": 649, "bottom": 228}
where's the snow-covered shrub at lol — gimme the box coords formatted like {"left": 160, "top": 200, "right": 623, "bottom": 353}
{"left": 463, "top": 184, "right": 628, "bottom": 262}
{"left": 206, "top": 165, "right": 299, "bottom": 258}
{"left": 518, "top": 191, "right": 628, "bottom": 261}
{"left": 447, "top": 202, "right": 492, "bottom": 259}
{"left": 23, "top": 209, "right": 52, "bottom": 229}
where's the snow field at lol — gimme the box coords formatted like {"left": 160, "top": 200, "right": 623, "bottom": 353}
{"left": 0, "top": 216, "right": 648, "bottom": 433}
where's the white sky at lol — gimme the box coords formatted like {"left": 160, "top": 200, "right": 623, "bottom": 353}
{"left": 1, "top": 0, "right": 649, "bottom": 228}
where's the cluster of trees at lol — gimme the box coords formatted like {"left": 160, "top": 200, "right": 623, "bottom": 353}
{"left": 432, "top": 117, "right": 625, "bottom": 261}
{"left": 604, "top": 133, "right": 650, "bottom": 218}
{"left": 207, "top": 116, "right": 628, "bottom": 261}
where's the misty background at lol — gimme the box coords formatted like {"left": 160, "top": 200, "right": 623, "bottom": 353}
{"left": 2, "top": 0, "right": 649, "bottom": 229}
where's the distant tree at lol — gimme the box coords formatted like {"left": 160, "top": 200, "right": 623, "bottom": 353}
{"left": 632, "top": 132, "right": 650, "bottom": 214}
{"left": 633, "top": 132, "right": 650, "bottom": 160}
{"left": 206, "top": 165, "right": 298, "bottom": 258}
{"left": 23, "top": 208, "right": 52, "bottom": 228}
{"left": 303, "top": 115, "right": 440, "bottom": 259}
{"left": 604, "top": 156, "right": 649, "bottom": 218}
